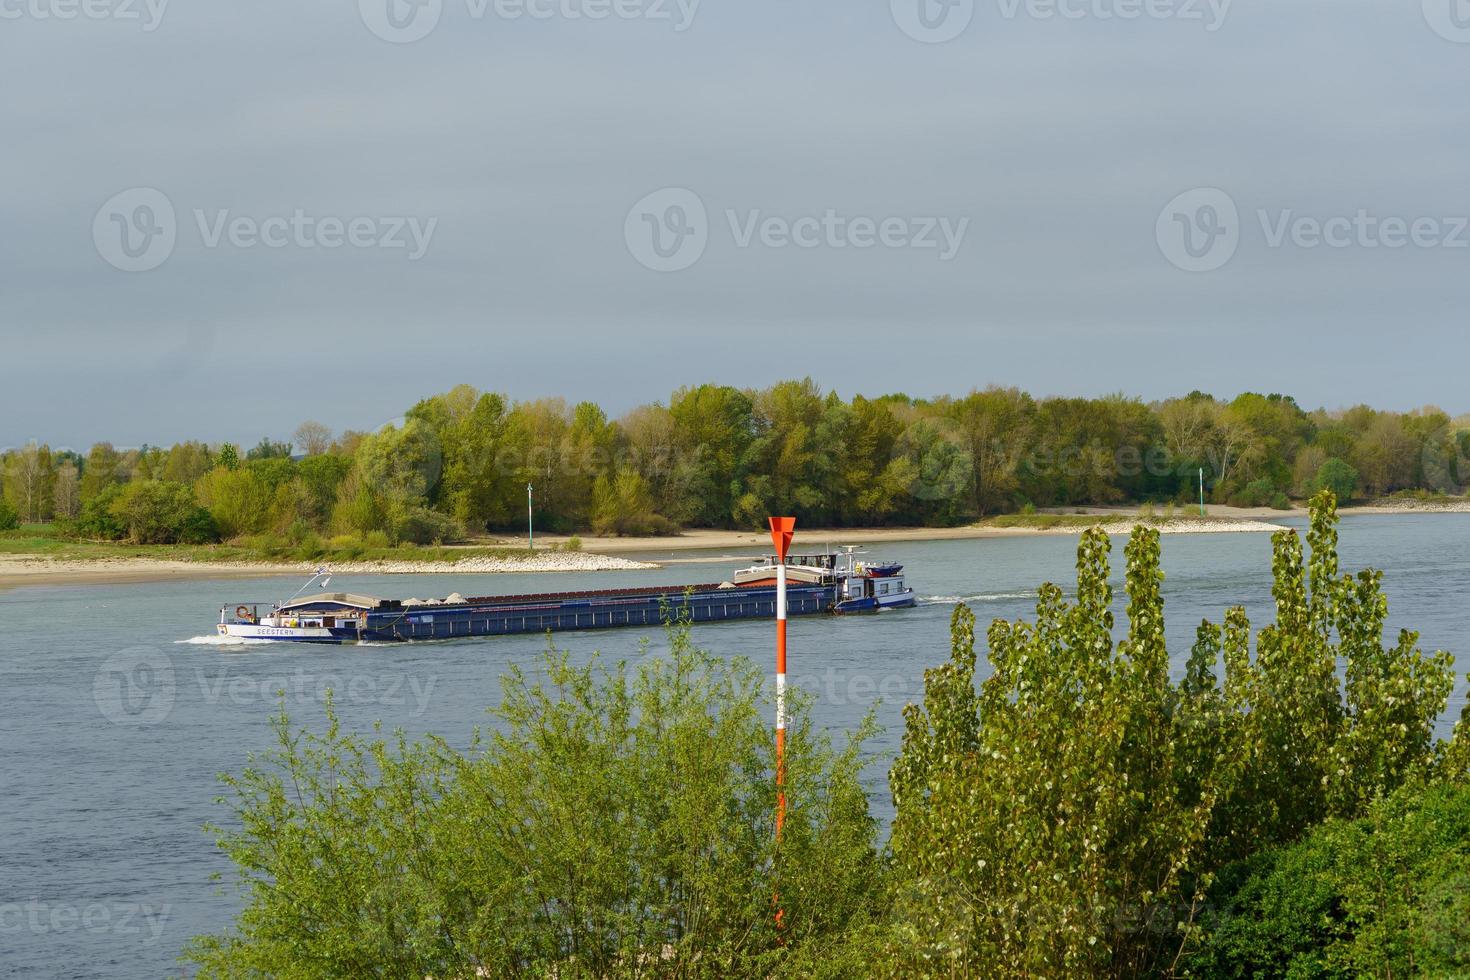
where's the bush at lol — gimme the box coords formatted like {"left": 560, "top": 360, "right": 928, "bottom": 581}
{"left": 565, "top": 534, "right": 583, "bottom": 552}
{"left": 187, "top": 629, "right": 883, "bottom": 977}
{"left": 0, "top": 498, "right": 18, "bottom": 531}
{"left": 1186, "top": 782, "right": 1470, "bottom": 978}
{"left": 387, "top": 503, "right": 464, "bottom": 545}
{"left": 1229, "top": 477, "right": 1281, "bottom": 508}
{"left": 71, "top": 484, "right": 127, "bottom": 540}
{"left": 109, "top": 481, "right": 220, "bottom": 544}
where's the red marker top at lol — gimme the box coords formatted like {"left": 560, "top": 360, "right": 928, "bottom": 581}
{"left": 768, "top": 517, "right": 796, "bottom": 561}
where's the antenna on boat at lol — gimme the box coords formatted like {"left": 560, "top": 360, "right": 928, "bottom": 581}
{"left": 284, "top": 567, "right": 330, "bottom": 606}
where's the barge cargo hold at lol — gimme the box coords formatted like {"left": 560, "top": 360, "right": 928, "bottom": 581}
{"left": 218, "top": 551, "right": 915, "bottom": 644}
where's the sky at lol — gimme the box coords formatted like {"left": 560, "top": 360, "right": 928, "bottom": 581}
{"left": 3, "top": 0, "right": 1469, "bottom": 449}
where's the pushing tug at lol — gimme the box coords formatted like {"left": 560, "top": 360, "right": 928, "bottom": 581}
{"left": 216, "top": 550, "right": 916, "bottom": 644}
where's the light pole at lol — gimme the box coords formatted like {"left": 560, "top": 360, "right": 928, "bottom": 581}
{"left": 1199, "top": 467, "right": 1205, "bottom": 517}
{"left": 527, "top": 483, "right": 534, "bottom": 551}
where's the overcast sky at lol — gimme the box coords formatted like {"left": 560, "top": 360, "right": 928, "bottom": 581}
{"left": 3, "top": 0, "right": 1468, "bottom": 448}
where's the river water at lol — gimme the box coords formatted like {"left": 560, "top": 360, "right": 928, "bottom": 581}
{"left": 3, "top": 514, "right": 1468, "bottom": 978}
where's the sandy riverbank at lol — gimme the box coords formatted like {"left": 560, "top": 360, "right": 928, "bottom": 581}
{"left": 0, "top": 552, "right": 657, "bottom": 590}
{"left": 5, "top": 502, "right": 1463, "bottom": 589}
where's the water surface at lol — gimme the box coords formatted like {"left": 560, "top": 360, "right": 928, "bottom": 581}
{"left": 3, "top": 514, "right": 1467, "bottom": 978}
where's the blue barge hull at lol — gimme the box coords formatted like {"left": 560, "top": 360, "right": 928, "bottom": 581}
{"left": 352, "top": 582, "right": 835, "bottom": 642}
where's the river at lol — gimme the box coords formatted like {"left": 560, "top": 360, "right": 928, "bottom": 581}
{"left": 2, "top": 513, "right": 1467, "bottom": 978}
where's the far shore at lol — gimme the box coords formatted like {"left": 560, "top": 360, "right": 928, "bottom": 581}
{"left": 3, "top": 501, "right": 1467, "bottom": 590}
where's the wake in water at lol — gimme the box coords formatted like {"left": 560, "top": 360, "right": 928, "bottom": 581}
{"left": 923, "top": 591, "right": 1037, "bottom": 605}
{"left": 175, "top": 634, "right": 274, "bottom": 647}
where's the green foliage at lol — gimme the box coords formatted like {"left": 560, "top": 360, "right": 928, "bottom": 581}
{"left": 0, "top": 497, "right": 17, "bottom": 531}
{"left": 1185, "top": 782, "right": 1470, "bottom": 978}
{"left": 886, "top": 492, "right": 1459, "bottom": 977}
{"left": 592, "top": 466, "right": 678, "bottom": 536}
{"left": 188, "top": 628, "right": 882, "bottom": 978}
{"left": 1310, "top": 457, "right": 1359, "bottom": 503}
{"left": 71, "top": 483, "right": 127, "bottom": 539}
{"left": 109, "top": 480, "right": 219, "bottom": 544}
{"left": 245, "top": 437, "right": 293, "bottom": 461}
{"left": 19, "top": 386, "right": 1470, "bottom": 543}
{"left": 385, "top": 499, "right": 464, "bottom": 545}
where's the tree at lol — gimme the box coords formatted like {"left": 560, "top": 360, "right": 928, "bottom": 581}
{"left": 886, "top": 493, "right": 1458, "bottom": 976}
{"left": 214, "top": 443, "right": 240, "bottom": 471}
{"left": 668, "top": 384, "right": 755, "bottom": 527}
{"left": 0, "top": 498, "right": 17, "bottom": 531}
{"left": 3, "top": 441, "right": 53, "bottom": 523}
{"left": 292, "top": 421, "right": 333, "bottom": 457}
{"left": 52, "top": 461, "right": 80, "bottom": 520}
{"left": 245, "top": 437, "right": 293, "bottom": 461}
{"left": 1310, "top": 456, "right": 1358, "bottom": 503}
{"left": 79, "top": 443, "right": 125, "bottom": 503}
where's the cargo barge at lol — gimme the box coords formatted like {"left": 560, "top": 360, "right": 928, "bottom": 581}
{"left": 217, "top": 549, "right": 915, "bottom": 644}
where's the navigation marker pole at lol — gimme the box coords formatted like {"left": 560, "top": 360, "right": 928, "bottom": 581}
{"left": 768, "top": 516, "right": 796, "bottom": 935}
{"left": 1199, "top": 467, "right": 1206, "bottom": 517}
{"left": 528, "top": 483, "right": 534, "bottom": 551}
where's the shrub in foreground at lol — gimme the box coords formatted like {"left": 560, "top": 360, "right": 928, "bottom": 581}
{"left": 885, "top": 492, "right": 1461, "bottom": 976}
{"left": 1184, "top": 781, "right": 1470, "bottom": 978}
{"left": 188, "top": 625, "right": 882, "bottom": 978}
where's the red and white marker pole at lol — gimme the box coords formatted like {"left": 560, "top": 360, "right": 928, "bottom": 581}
{"left": 768, "top": 517, "right": 795, "bottom": 933}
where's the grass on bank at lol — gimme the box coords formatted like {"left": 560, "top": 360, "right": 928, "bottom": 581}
{"left": 0, "top": 523, "right": 557, "bottom": 565}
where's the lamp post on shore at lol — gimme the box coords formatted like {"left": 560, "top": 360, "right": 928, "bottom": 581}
{"left": 527, "top": 483, "right": 534, "bottom": 551}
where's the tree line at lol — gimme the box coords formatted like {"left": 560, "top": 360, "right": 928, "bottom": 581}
{"left": 4, "top": 381, "right": 1470, "bottom": 543}
{"left": 188, "top": 494, "right": 1470, "bottom": 976}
